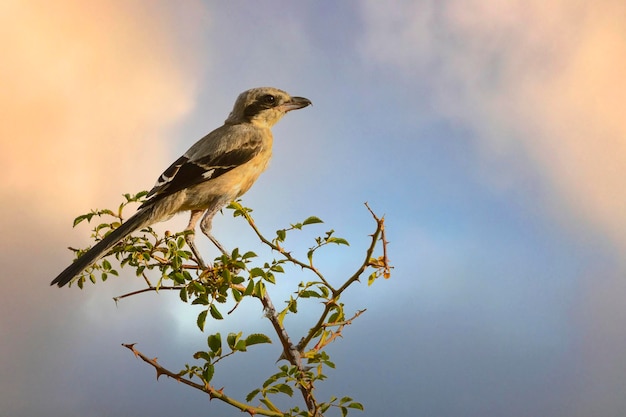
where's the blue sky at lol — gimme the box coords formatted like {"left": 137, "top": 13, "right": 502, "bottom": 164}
{"left": 2, "top": 1, "right": 626, "bottom": 416}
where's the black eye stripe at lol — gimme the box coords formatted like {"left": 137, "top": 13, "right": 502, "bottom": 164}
{"left": 244, "top": 95, "right": 280, "bottom": 118}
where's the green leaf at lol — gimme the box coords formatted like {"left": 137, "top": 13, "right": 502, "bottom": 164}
{"left": 250, "top": 267, "right": 266, "bottom": 279}
{"left": 172, "top": 272, "right": 186, "bottom": 284}
{"left": 193, "top": 351, "right": 211, "bottom": 361}
{"left": 300, "top": 290, "right": 321, "bottom": 298}
{"left": 197, "top": 310, "right": 208, "bottom": 331}
{"left": 191, "top": 293, "right": 209, "bottom": 305}
{"left": 348, "top": 402, "right": 364, "bottom": 410}
{"left": 207, "top": 333, "right": 222, "bottom": 353}
{"left": 242, "top": 251, "right": 257, "bottom": 259}
{"left": 202, "top": 364, "right": 215, "bottom": 383}
{"left": 368, "top": 271, "right": 377, "bottom": 286}
{"left": 328, "top": 237, "right": 350, "bottom": 246}
{"left": 209, "top": 304, "right": 223, "bottom": 320}
{"left": 319, "top": 285, "right": 330, "bottom": 297}
{"left": 73, "top": 214, "right": 88, "bottom": 227}
{"left": 234, "top": 340, "right": 247, "bottom": 351}
{"left": 179, "top": 287, "right": 188, "bottom": 303}
{"left": 277, "top": 309, "right": 287, "bottom": 326}
{"left": 191, "top": 281, "right": 206, "bottom": 293}
{"left": 244, "top": 279, "right": 255, "bottom": 296}
{"left": 302, "top": 216, "right": 323, "bottom": 225}
{"left": 254, "top": 281, "right": 266, "bottom": 298}
{"left": 245, "top": 333, "right": 272, "bottom": 346}
{"left": 227, "top": 332, "right": 241, "bottom": 350}
{"left": 276, "top": 383, "right": 294, "bottom": 396}
{"left": 276, "top": 229, "right": 286, "bottom": 242}
{"left": 246, "top": 388, "right": 261, "bottom": 402}
{"left": 264, "top": 272, "right": 276, "bottom": 284}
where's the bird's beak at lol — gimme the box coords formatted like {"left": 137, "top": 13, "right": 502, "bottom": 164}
{"left": 282, "top": 96, "right": 312, "bottom": 112}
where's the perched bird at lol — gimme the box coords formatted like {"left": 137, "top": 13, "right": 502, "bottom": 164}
{"left": 51, "top": 87, "right": 311, "bottom": 287}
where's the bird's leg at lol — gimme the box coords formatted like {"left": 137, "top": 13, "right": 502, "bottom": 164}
{"left": 200, "top": 208, "right": 229, "bottom": 257}
{"left": 185, "top": 209, "right": 207, "bottom": 269}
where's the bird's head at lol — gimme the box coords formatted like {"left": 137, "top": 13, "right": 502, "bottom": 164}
{"left": 225, "top": 87, "right": 312, "bottom": 128}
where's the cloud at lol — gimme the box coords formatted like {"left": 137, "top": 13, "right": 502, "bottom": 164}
{"left": 0, "top": 2, "right": 210, "bottom": 411}
{"left": 358, "top": 0, "right": 626, "bottom": 254}
{"left": 0, "top": 0, "right": 206, "bottom": 216}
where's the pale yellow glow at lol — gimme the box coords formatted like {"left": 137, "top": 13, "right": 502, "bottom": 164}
{"left": 0, "top": 1, "right": 201, "bottom": 216}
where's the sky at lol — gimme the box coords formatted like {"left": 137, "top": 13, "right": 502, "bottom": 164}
{"left": 2, "top": 1, "right": 626, "bottom": 416}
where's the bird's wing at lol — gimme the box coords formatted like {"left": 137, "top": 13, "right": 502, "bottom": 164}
{"left": 141, "top": 126, "right": 264, "bottom": 207}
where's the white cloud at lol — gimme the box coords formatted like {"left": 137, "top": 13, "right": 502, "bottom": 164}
{"left": 359, "top": 0, "right": 626, "bottom": 253}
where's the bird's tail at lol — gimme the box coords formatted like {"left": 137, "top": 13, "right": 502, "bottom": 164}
{"left": 50, "top": 207, "right": 153, "bottom": 287}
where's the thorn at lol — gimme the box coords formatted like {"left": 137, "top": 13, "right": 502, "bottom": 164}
{"left": 122, "top": 343, "right": 140, "bottom": 357}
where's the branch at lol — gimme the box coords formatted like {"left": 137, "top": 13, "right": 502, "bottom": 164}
{"left": 257, "top": 290, "right": 320, "bottom": 414}
{"left": 236, "top": 205, "right": 333, "bottom": 290}
{"left": 336, "top": 202, "right": 388, "bottom": 294}
{"left": 312, "top": 309, "right": 366, "bottom": 351}
{"left": 113, "top": 285, "right": 183, "bottom": 303}
{"left": 122, "top": 343, "right": 284, "bottom": 417}
{"left": 297, "top": 204, "right": 387, "bottom": 351}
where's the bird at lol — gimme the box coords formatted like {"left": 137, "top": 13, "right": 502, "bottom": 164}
{"left": 51, "top": 87, "right": 312, "bottom": 287}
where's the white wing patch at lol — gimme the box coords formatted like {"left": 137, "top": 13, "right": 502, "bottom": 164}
{"left": 202, "top": 168, "right": 216, "bottom": 179}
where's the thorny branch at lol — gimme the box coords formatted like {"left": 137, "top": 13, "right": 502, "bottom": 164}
{"left": 122, "top": 343, "right": 284, "bottom": 417}
{"left": 115, "top": 203, "right": 390, "bottom": 416}
{"left": 298, "top": 203, "right": 389, "bottom": 351}
{"left": 236, "top": 205, "right": 334, "bottom": 290}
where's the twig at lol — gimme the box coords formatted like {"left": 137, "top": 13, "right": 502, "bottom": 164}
{"left": 256, "top": 290, "right": 320, "bottom": 414}
{"left": 113, "top": 286, "right": 183, "bottom": 302}
{"left": 238, "top": 207, "right": 333, "bottom": 290}
{"left": 312, "top": 309, "right": 366, "bottom": 351}
{"left": 336, "top": 202, "right": 387, "bottom": 294}
{"left": 297, "top": 204, "right": 385, "bottom": 351}
{"left": 122, "top": 343, "right": 285, "bottom": 417}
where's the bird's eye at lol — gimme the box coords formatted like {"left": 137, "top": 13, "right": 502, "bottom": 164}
{"left": 261, "top": 95, "right": 276, "bottom": 105}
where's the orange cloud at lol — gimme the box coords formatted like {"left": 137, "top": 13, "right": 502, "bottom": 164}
{"left": 520, "top": 3, "right": 626, "bottom": 251}
{"left": 0, "top": 1, "right": 204, "bottom": 216}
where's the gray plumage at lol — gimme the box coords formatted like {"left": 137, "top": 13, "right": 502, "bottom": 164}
{"left": 51, "top": 87, "right": 311, "bottom": 287}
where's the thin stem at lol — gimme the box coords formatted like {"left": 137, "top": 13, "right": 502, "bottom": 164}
{"left": 239, "top": 208, "right": 333, "bottom": 290}
{"left": 122, "top": 344, "right": 284, "bottom": 417}
{"left": 256, "top": 289, "right": 320, "bottom": 414}
{"left": 113, "top": 286, "right": 182, "bottom": 302}
{"left": 298, "top": 204, "right": 385, "bottom": 351}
